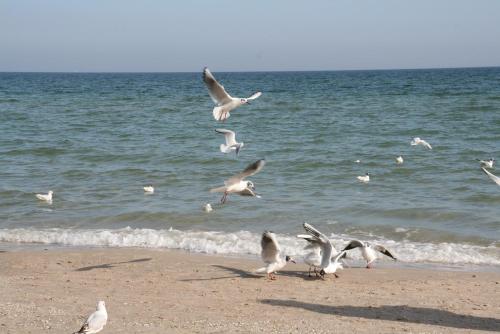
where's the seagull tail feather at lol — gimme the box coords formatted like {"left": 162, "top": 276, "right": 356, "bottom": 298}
{"left": 220, "top": 144, "right": 230, "bottom": 153}
{"left": 254, "top": 267, "right": 267, "bottom": 274}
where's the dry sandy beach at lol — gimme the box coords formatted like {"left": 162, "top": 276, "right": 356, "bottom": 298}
{"left": 0, "top": 247, "right": 499, "bottom": 334}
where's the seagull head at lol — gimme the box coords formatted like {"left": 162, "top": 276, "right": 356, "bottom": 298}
{"left": 97, "top": 301, "right": 106, "bottom": 310}
{"left": 246, "top": 181, "right": 255, "bottom": 191}
{"left": 48, "top": 191, "right": 53, "bottom": 195}
{"left": 240, "top": 98, "right": 249, "bottom": 105}
{"left": 285, "top": 255, "right": 296, "bottom": 264}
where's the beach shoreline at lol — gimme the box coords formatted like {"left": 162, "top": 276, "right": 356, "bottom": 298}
{"left": 1, "top": 247, "right": 499, "bottom": 333}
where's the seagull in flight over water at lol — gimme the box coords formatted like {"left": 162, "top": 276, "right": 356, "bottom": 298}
{"left": 481, "top": 167, "right": 500, "bottom": 186}
{"left": 255, "top": 231, "right": 295, "bottom": 280}
{"left": 411, "top": 137, "right": 432, "bottom": 150}
{"left": 215, "top": 128, "right": 244, "bottom": 155}
{"left": 210, "top": 159, "right": 265, "bottom": 204}
{"left": 203, "top": 67, "right": 262, "bottom": 122}
{"left": 342, "top": 240, "right": 397, "bottom": 268}
{"left": 73, "top": 301, "right": 108, "bottom": 334}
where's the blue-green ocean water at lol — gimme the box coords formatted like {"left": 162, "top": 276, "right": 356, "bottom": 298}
{"left": 0, "top": 68, "right": 499, "bottom": 267}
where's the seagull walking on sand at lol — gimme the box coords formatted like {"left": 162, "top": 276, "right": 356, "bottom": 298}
{"left": 357, "top": 173, "right": 370, "bottom": 183}
{"left": 73, "top": 301, "right": 107, "bottom": 334}
{"left": 143, "top": 186, "right": 154, "bottom": 194}
{"left": 210, "top": 159, "right": 265, "bottom": 204}
{"left": 411, "top": 137, "right": 432, "bottom": 150}
{"left": 481, "top": 167, "right": 500, "bottom": 186}
{"left": 396, "top": 156, "right": 404, "bottom": 164}
{"left": 477, "top": 158, "right": 495, "bottom": 169}
{"left": 203, "top": 67, "right": 262, "bottom": 122}
{"left": 215, "top": 129, "right": 244, "bottom": 155}
{"left": 301, "top": 222, "right": 346, "bottom": 278}
{"left": 36, "top": 190, "right": 53, "bottom": 203}
{"left": 342, "top": 240, "right": 397, "bottom": 268}
{"left": 255, "top": 231, "right": 295, "bottom": 280}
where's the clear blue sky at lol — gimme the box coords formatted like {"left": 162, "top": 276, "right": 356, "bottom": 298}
{"left": 1, "top": 0, "right": 499, "bottom": 72}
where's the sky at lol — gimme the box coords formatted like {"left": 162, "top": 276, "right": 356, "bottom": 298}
{"left": 1, "top": 0, "right": 500, "bottom": 72}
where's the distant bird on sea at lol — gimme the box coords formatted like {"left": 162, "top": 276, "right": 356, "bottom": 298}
{"left": 411, "top": 137, "right": 432, "bottom": 150}
{"left": 255, "top": 231, "right": 295, "bottom": 280}
{"left": 215, "top": 128, "right": 244, "bottom": 155}
{"left": 36, "top": 190, "right": 53, "bottom": 204}
{"left": 396, "top": 156, "right": 404, "bottom": 164}
{"left": 210, "top": 159, "right": 265, "bottom": 204}
{"left": 143, "top": 186, "right": 154, "bottom": 194}
{"left": 73, "top": 301, "right": 107, "bottom": 334}
{"left": 481, "top": 167, "right": 500, "bottom": 186}
{"left": 203, "top": 67, "right": 262, "bottom": 122}
{"left": 357, "top": 173, "right": 370, "bottom": 183}
{"left": 342, "top": 240, "right": 397, "bottom": 269}
{"left": 477, "top": 158, "right": 495, "bottom": 169}
{"left": 354, "top": 160, "right": 361, "bottom": 164}
{"left": 301, "top": 222, "right": 346, "bottom": 278}
{"left": 203, "top": 203, "right": 213, "bottom": 213}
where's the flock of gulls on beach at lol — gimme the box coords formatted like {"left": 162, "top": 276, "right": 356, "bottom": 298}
{"left": 28, "top": 68, "right": 498, "bottom": 333}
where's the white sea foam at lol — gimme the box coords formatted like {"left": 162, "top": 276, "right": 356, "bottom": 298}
{"left": 0, "top": 227, "right": 498, "bottom": 266}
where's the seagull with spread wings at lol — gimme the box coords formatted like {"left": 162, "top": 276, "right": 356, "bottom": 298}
{"left": 342, "top": 240, "right": 397, "bottom": 268}
{"left": 210, "top": 159, "right": 265, "bottom": 204}
{"left": 255, "top": 231, "right": 295, "bottom": 280}
{"left": 203, "top": 67, "right": 262, "bottom": 122}
{"left": 215, "top": 128, "right": 244, "bottom": 155}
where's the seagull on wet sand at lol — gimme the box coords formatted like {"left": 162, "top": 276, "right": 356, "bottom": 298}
{"left": 73, "top": 301, "right": 107, "bottom": 334}
{"left": 302, "top": 222, "right": 346, "bottom": 279}
{"left": 143, "top": 186, "right": 154, "bottom": 194}
{"left": 215, "top": 129, "right": 243, "bottom": 155}
{"left": 481, "top": 167, "right": 500, "bottom": 186}
{"left": 203, "top": 67, "right": 262, "bottom": 122}
{"left": 396, "top": 156, "right": 404, "bottom": 164}
{"left": 342, "top": 240, "right": 397, "bottom": 268}
{"left": 411, "top": 137, "right": 432, "bottom": 150}
{"left": 477, "top": 158, "right": 495, "bottom": 169}
{"left": 297, "top": 231, "right": 343, "bottom": 278}
{"left": 210, "top": 159, "right": 265, "bottom": 204}
{"left": 357, "top": 173, "right": 370, "bottom": 183}
{"left": 255, "top": 231, "right": 295, "bottom": 280}
{"left": 36, "top": 190, "right": 53, "bottom": 203}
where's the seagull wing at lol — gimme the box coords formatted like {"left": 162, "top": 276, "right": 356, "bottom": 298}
{"left": 342, "top": 240, "right": 364, "bottom": 251}
{"left": 226, "top": 159, "right": 266, "bottom": 185}
{"left": 297, "top": 234, "right": 323, "bottom": 250}
{"left": 482, "top": 167, "right": 500, "bottom": 186}
{"left": 215, "top": 128, "right": 237, "bottom": 146}
{"left": 246, "top": 91, "right": 262, "bottom": 101}
{"left": 203, "top": 68, "right": 232, "bottom": 105}
{"left": 302, "top": 222, "right": 332, "bottom": 268}
{"left": 261, "top": 231, "right": 281, "bottom": 263}
{"left": 87, "top": 310, "right": 107, "bottom": 331}
{"left": 374, "top": 245, "right": 397, "bottom": 260}
{"left": 332, "top": 250, "right": 347, "bottom": 263}
{"left": 422, "top": 140, "right": 432, "bottom": 149}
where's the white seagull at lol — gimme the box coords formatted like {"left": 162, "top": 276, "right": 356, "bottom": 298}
{"left": 203, "top": 67, "right": 262, "bottom": 122}
{"left": 396, "top": 156, "right": 404, "bottom": 164}
{"left": 342, "top": 240, "right": 397, "bottom": 269}
{"left": 297, "top": 230, "right": 343, "bottom": 278}
{"left": 255, "top": 231, "right": 295, "bottom": 280}
{"left": 36, "top": 190, "right": 53, "bottom": 203}
{"left": 143, "top": 186, "right": 154, "bottom": 194}
{"left": 411, "top": 137, "right": 432, "bottom": 150}
{"left": 302, "top": 222, "right": 346, "bottom": 278}
{"left": 477, "top": 158, "right": 495, "bottom": 169}
{"left": 73, "top": 301, "right": 108, "bottom": 334}
{"left": 481, "top": 167, "right": 500, "bottom": 186}
{"left": 203, "top": 203, "right": 213, "bottom": 212}
{"left": 357, "top": 173, "right": 370, "bottom": 183}
{"left": 215, "top": 128, "right": 244, "bottom": 155}
{"left": 210, "top": 159, "right": 265, "bottom": 204}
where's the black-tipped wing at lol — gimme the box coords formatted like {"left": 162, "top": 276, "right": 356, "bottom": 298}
{"left": 73, "top": 323, "right": 89, "bottom": 334}
{"left": 374, "top": 245, "right": 397, "bottom": 260}
{"left": 261, "top": 231, "right": 280, "bottom": 263}
{"left": 215, "top": 128, "right": 237, "bottom": 146}
{"left": 203, "top": 67, "right": 232, "bottom": 105}
{"left": 342, "top": 240, "right": 364, "bottom": 251}
{"left": 226, "top": 159, "right": 266, "bottom": 185}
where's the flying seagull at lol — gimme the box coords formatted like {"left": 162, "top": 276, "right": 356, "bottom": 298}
{"left": 357, "top": 173, "right": 370, "bottom": 183}
{"left": 411, "top": 137, "right": 432, "bottom": 150}
{"left": 481, "top": 167, "right": 500, "bottom": 186}
{"left": 255, "top": 231, "right": 295, "bottom": 280}
{"left": 302, "top": 222, "right": 346, "bottom": 278}
{"left": 477, "top": 158, "right": 495, "bottom": 169}
{"left": 73, "top": 301, "right": 108, "bottom": 334}
{"left": 36, "top": 190, "right": 53, "bottom": 204}
{"left": 203, "top": 67, "right": 262, "bottom": 122}
{"left": 297, "top": 231, "right": 344, "bottom": 278}
{"left": 210, "top": 159, "right": 265, "bottom": 204}
{"left": 342, "top": 240, "right": 396, "bottom": 268}
{"left": 215, "top": 128, "right": 244, "bottom": 155}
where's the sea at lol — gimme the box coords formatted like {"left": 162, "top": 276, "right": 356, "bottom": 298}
{"left": 0, "top": 68, "right": 499, "bottom": 270}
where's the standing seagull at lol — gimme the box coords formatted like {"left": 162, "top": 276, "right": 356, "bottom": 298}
{"left": 73, "top": 301, "right": 108, "bottom": 334}
{"left": 477, "top": 158, "right": 495, "bottom": 169}
{"left": 255, "top": 231, "right": 295, "bottom": 280}
{"left": 396, "top": 156, "right": 404, "bottom": 165}
{"left": 297, "top": 231, "right": 343, "bottom": 277}
{"left": 481, "top": 167, "right": 500, "bottom": 186}
{"left": 342, "top": 240, "right": 396, "bottom": 268}
{"left": 215, "top": 128, "right": 244, "bottom": 155}
{"left": 203, "top": 67, "right": 262, "bottom": 122}
{"left": 302, "top": 223, "right": 345, "bottom": 278}
{"left": 411, "top": 137, "right": 432, "bottom": 150}
{"left": 36, "top": 190, "right": 53, "bottom": 204}
{"left": 210, "top": 159, "right": 265, "bottom": 204}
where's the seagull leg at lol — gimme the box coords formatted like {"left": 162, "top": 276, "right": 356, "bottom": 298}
{"left": 308, "top": 266, "right": 312, "bottom": 277}
{"left": 220, "top": 191, "right": 228, "bottom": 204}
{"left": 366, "top": 263, "right": 372, "bottom": 269}
{"left": 334, "top": 273, "right": 339, "bottom": 278}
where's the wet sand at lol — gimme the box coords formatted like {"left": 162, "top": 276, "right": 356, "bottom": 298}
{"left": 0, "top": 248, "right": 499, "bottom": 333}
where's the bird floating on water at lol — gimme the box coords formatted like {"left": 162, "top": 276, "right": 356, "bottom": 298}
{"left": 143, "top": 186, "right": 154, "bottom": 194}
{"left": 203, "top": 203, "right": 213, "bottom": 212}
{"left": 357, "top": 173, "right": 370, "bottom": 183}
{"left": 396, "top": 156, "right": 404, "bottom": 164}
{"left": 36, "top": 190, "right": 53, "bottom": 204}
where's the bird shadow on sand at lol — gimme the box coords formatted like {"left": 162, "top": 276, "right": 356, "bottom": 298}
{"left": 75, "top": 258, "right": 152, "bottom": 272}
{"left": 260, "top": 299, "right": 500, "bottom": 332}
